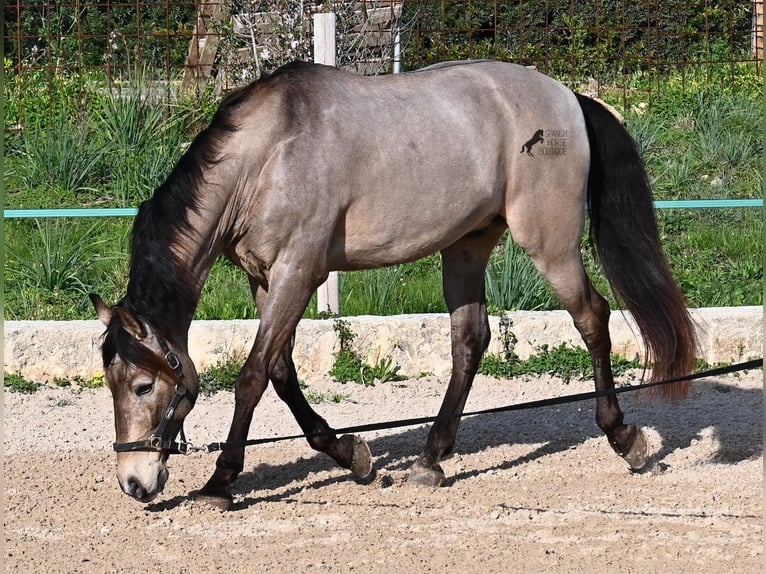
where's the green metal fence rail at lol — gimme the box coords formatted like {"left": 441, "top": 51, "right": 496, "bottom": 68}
{"left": 3, "top": 200, "right": 763, "bottom": 219}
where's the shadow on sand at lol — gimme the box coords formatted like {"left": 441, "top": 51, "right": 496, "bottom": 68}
{"left": 147, "top": 376, "right": 761, "bottom": 512}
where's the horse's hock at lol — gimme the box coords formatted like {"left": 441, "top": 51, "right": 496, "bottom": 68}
{"left": 3, "top": 307, "right": 762, "bottom": 383}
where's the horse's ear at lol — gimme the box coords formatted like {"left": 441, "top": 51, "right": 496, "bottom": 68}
{"left": 113, "top": 307, "right": 148, "bottom": 341}
{"left": 90, "top": 294, "right": 114, "bottom": 327}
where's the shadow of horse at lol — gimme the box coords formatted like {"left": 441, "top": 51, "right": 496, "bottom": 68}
{"left": 148, "top": 377, "right": 761, "bottom": 512}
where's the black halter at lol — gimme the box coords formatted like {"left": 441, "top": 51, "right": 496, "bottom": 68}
{"left": 112, "top": 336, "right": 195, "bottom": 456}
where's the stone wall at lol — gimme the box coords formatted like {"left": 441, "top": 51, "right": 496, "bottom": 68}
{"left": 3, "top": 307, "right": 762, "bottom": 383}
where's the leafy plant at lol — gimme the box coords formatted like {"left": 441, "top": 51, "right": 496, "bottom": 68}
{"left": 480, "top": 342, "right": 642, "bottom": 383}
{"left": 329, "top": 319, "right": 406, "bottom": 385}
{"left": 300, "top": 384, "right": 351, "bottom": 405}
{"left": 485, "top": 233, "right": 558, "bottom": 312}
{"left": 480, "top": 315, "right": 642, "bottom": 382}
{"left": 329, "top": 319, "right": 366, "bottom": 383}
{"left": 91, "top": 81, "right": 170, "bottom": 152}
{"left": 12, "top": 116, "right": 105, "bottom": 197}
{"left": 90, "top": 74, "right": 190, "bottom": 205}
{"left": 4, "top": 373, "right": 40, "bottom": 393}
{"left": 53, "top": 373, "right": 105, "bottom": 388}
{"left": 626, "top": 112, "right": 665, "bottom": 159}
{"left": 6, "top": 219, "right": 105, "bottom": 295}
{"left": 355, "top": 266, "right": 403, "bottom": 316}
{"left": 84, "top": 372, "right": 107, "bottom": 388}
{"left": 198, "top": 352, "right": 245, "bottom": 395}
{"left": 340, "top": 259, "right": 446, "bottom": 316}
{"left": 359, "top": 354, "right": 405, "bottom": 386}
{"left": 196, "top": 259, "right": 259, "bottom": 320}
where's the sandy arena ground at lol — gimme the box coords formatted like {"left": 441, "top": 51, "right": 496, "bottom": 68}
{"left": 4, "top": 369, "right": 763, "bottom": 573}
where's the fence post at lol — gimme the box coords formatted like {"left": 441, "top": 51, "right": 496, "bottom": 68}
{"left": 313, "top": 13, "right": 340, "bottom": 316}
{"left": 754, "top": 0, "right": 764, "bottom": 60}
{"left": 180, "top": 1, "right": 229, "bottom": 95}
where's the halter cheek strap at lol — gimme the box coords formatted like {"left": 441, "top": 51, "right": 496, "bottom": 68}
{"left": 112, "top": 339, "right": 195, "bottom": 456}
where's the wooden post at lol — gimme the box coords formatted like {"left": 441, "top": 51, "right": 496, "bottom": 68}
{"left": 754, "top": 0, "right": 764, "bottom": 60}
{"left": 313, "top": 12, "right": 337, "bottom": 67}
{"left": 313, "top": 13, "right": 340, "bottom": 315}
{"left": 180, "top": 1, "right": 229, "bottom": 95}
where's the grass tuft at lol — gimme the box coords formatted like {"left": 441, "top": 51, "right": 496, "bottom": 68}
{"left": 4, "top": 373, "right": 41, "bottom": 393}
{"left": 485, "top": 233, "right": 559, "bottom": 313}
{"left": 198, "top": 352, "right": 245, "bottom": 395}
{"left": 329, "top": 319, "right": 406, "bottom": 385}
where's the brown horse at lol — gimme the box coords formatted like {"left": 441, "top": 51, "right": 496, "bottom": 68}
{"left": 91, "top": 60, "right": 696, "bottom": 510}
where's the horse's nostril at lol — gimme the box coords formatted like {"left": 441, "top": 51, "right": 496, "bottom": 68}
{"left": 126, "top": 476, "right": 146, "bottom": 499}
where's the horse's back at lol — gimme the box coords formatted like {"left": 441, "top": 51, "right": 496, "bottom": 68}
{"left": 224, "top": 61, "right": 591, "bottom": 269}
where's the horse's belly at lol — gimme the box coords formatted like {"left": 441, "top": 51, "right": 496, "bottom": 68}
{"left": 333, "top": 188, "right": 500, "bottom": 269}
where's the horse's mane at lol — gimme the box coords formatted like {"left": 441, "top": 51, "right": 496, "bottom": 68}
{"left": 115, "top": 85, "right": 249, "bottom": 347}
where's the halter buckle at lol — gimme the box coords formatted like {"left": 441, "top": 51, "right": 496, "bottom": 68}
{"left": 165, "top": 350, "right": 181, "bottom": 372}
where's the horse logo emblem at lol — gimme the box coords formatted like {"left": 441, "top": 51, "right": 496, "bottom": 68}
{"left": 521, "top": 129, "right": 545, "bottom": 157}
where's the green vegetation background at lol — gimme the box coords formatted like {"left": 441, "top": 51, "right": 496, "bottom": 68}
{"left": 3, "top": 1, "right": 763, "bottom": 320}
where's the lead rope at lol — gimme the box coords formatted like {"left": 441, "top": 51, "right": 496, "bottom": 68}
{"left": 177, "top": 358, "right": 762, "bottom": 455}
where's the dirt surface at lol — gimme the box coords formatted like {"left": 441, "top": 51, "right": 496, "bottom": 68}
{"left": 4, "top": 370, "right": 763, "bottom": 573}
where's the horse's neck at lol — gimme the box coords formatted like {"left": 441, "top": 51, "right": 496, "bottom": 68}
{"left": 126, "top": 179, "right": 235, "bottom": 345}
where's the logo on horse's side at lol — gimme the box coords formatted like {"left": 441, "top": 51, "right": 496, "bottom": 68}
{"left": 521, "top": 129, "right": 545, "bottom": 157}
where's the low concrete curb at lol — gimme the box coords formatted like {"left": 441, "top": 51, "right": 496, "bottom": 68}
{"left": 3, "top": 307, "right": 762, "bottom": 383}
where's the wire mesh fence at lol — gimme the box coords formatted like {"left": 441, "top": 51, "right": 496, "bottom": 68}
{"left": 4, "top": 0, "right": 763, "bottom": 125}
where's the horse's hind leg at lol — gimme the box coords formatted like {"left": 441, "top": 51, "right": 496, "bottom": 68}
{"left": 527, "top": 249, "right": 648, "bottom": 469}
{"left": 408, "top": 225, "right": 505, "bottom": 486}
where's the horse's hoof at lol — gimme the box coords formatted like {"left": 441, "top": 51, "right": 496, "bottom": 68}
{"left": 191, "top": 489, "right": 233, "bottom": 511}
{"left": 622, "top": 426, "right": 648, "bottom": 470}
{"left": 348, "top": 435, "right": 373, "bottom": 479}
{"left": 407, "top": 460, "right": 445, "bottom": 487}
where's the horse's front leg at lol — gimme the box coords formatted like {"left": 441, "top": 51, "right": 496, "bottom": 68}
{"left": 269, "top": 343, "right": 372, "bottom": 479}
{"left": 194, "top": 266, "right": 314, "bottom": 509}
{"left": 255, "top": 280, "right": 371, "bottom": 479}
{"left": 194, "top": 341, "right": 273, "bottom": 509}
{"left": 195, "top": 266, "right": 371, "bottom": 509}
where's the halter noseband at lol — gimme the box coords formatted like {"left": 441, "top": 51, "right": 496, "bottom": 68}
{"left": 112, "top": 335, "right": 195, "bottom": 456}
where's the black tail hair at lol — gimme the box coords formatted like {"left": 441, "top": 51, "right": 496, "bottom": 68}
{"left": 575, "top": 93, "right": 697, "bottom": 399}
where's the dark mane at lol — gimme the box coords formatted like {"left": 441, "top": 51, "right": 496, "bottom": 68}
{"left": 117, "top": 86, "right": 248, "bottom": 345}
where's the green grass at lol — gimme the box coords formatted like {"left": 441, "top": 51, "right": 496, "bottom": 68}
{"left": 4, "top": 373, "right": 41, "bottom": 393}
{"left": 660, "top": 210, "right": 763, "bottom": 307}
{"left": 339, "top": 256, "right": 447, "bottom": 316}
{"left": 6, "top": 117, "right": 105, "bottom": 206}
{"left": 198, "top": 352, "right": 246, "bottom": 395}
{"left": 479, "top": 343, "right": 642, "bottom": 383}
{"left": 301, "top": 384, "right": 352, "bottom": 405}
{"left": 196, "top": 260, "right": 259, "bottom": 320}
{"left": 196, "top": 348, "right": 355, "bottom": 404}
{"left": 485, "top": 233, "right": 558, "bottom": 312}
{"left": 329, "top": 319, "right": 407, "bottom": 385}
{"left": 635, "top": 91, "right": 762, "bottom": 202}
{"left": 478, "top": 315, "right": 642, "bottom": 382}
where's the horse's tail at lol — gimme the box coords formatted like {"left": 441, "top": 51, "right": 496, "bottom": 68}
{"left": 575, "top": 93, "right": 697, "bottom": 399}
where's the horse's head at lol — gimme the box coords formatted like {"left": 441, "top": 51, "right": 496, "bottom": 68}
{"left": 90, "top": 294, "right": 199, "bottom": 503}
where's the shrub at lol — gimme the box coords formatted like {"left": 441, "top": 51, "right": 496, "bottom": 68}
{"left": 485, "top": 233, "right": 559, "bottom": 313}
{"left": 4, "top": 373, "right": 40, "bottom": 393}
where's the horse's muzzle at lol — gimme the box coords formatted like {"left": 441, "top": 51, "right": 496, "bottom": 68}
{"left": 116, "top": 452, "right": 169, "bottom": 503}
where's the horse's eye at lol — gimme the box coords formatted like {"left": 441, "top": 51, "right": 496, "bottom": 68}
{"left": 136, "top": 383, "right": 154, "bottom": 396}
